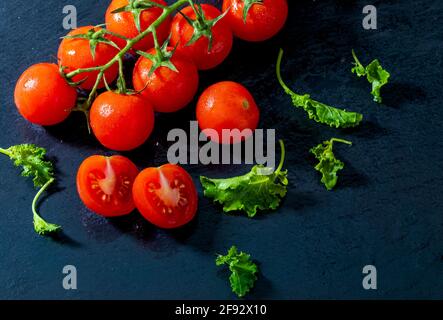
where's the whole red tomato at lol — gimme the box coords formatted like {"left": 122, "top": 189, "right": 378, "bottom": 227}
{"left": 170, "top": 4, "right": 233, "bottom": 70}
{"left": 222, "top": 0, "right": 288, "bottom": 42}
{"left": 58, "top": 26, "right": 119, "bottom": 90}
{"left": 77, "top": 155, "right": 139, "bottom": 217}
{"left": 105, "top": 0, "right": 171, "bottom": 52}
{"left": 90, "top": 91, "right": 155, "bottom": 151}
{"left": 132, "top": 164, "right": 198, "bottom": 229}
{"left": 14, "top": 63, "right": 77, "bottom": 126}
{"left": 132, "top": 48, "right": 199, "bottom": 112}
{"left": 196, "top": 81, "right": 260, "bottom": 144}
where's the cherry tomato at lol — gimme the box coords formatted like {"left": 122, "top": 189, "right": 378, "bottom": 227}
{"left": 196, "top": 81, "right": 260, "bottom": 144}
{"left": 170, "top": 4, "right": 233, "bottom": 70}
{"left": 77, "top": 155, "right": 139, "bottom": 217}
{"left": 132, "top": 48, "right": 199, "bottom": 113}
{"left": 132, "top": 164, "right": 198, "bottom": 229}
{"left": 105, "top": 0, "right": 171, "bottom": 52}
{"left": 58, "top": 26, "right": 119, "bottom": 90}
{"left": 90, "top": 91, "right": 155, "bottom": 151}
{"left": 14, "top": 63, "right": 77, "bottom": 126}
{"left": 222, "top": 0, "right": 288, "bottom": 42}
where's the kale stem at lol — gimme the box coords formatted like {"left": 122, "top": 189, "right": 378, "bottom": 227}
{"left": 276, "top": 48, "right": 296, "bottom": 96}
{"left": 275, "top": 139, "right": 285, "bottom": 174}
{"left": 32, "top": 177, "right": 61, "bottom": 235}
{"left": 351, "top": 49, "right": 363, "bottom": 67}
{"left": 0, "top": 148, "right": 11, "bottom": 157}
{"left": 330, "top": 138, "right": 352, "bottom": 146}
{"left": 32, "top": 178, "right": 54, "bottom": 218}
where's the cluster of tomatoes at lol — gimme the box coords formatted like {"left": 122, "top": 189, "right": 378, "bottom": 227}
{"left": 14, "top": 0, "right": 288, "bottom": 228}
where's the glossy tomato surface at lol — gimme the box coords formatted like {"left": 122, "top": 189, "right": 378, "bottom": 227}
{"left": 90, "top": 91, "right": 155, "bottom": 151}
{"left": 133, "top": 164, "right": 198, "bottom": 229}
{"left": 14, "top": 63, "right": 77, "bottom": 126}
{"left": 222, "top": 0, "right": 288, "bottom": 42}
{"left": 196, "top": 81, "right": 260, "bottom": 144}
{"left": 170, "top": 4, "right": 233, "bottom": 70}
{"left": 105, "top": 0, "right": 171, "bottom": 52}
{"left": 58, "top": 26, "right": 119, "bottom": 90}
{"left": 132, "top": 48, "right": 199, "bottom": 113}
{"left": 77, "top": 155, "right": 139, "bottom": 217}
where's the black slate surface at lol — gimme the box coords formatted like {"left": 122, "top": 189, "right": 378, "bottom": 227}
{"left": 0, "top": 0, "right": 442, "bottom": 299}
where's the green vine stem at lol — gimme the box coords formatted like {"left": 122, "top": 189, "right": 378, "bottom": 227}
{"left": 65, "top": 0, "right": 190, "bottom": 109}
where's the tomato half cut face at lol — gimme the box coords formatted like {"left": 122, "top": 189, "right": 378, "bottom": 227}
{"left": 132, "top": 164, "right": 198, "bottom": 229}
{"left": 77, "top": 155, "right": 139, "bottom": 217}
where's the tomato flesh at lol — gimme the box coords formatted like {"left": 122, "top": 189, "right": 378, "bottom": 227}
{"left": 133, "top": 164, "right": 198, "bottom": 229}
{"left": 77, "top": 155, "right": 139, "bottom": 217}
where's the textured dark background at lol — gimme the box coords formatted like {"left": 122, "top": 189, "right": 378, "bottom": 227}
{"left": 0, "top": 0, "right": 442, "bottom": 299}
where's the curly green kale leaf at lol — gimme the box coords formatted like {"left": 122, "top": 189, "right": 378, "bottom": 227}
{"left": 200, "top": 140, "right": 288, "bottom": 217}
{"left": 216, "top": 246, "right": 258, "bottom": 298}
{"left": 276, "top": 49, "right": 363, "bottom": 128}
{"left": 352, "top": 49, "right": 390, "bottom": 103}
{"left": 310, "top": 138, "right": 352, "bottom": 190}
{"left": 0, "top": 144, "right": 61, "bottom": 235}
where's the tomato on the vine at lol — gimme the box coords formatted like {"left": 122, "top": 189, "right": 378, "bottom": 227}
{"left": 170, "top": 4, "right": 233, "bottom": 70}
{"left": 58, "top": 26, "right": 119, "bottom": 90}
{"left": 196, "top": 81, "right": 260, "bottom": 144}
{"left": 132, "top": 47, "right": 199, "bottom": 113}
{"left": 105, "top": 0, "right": 171, "bottom": 52}
{"left": 77, "top": 155, "right": 139, "bottom": 217}
{"left": 222, "top": 0, "right": 288, "bottom": 42}
{"left": 14, "top": 63, "right": 77, "bottom": 126}
{"left": 132, "top": 164, "right": 198, "bottom": 229}
{"left": 90, "top": 91, "right": 155, "bottom": 151}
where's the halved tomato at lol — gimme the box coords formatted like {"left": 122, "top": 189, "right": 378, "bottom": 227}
{"left": 132, "top": 164, "right": 198, "bottom": 229}
{"left": 77, "top": 155, "right": 139, "bottom": 217}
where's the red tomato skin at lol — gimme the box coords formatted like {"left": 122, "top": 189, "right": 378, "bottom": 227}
{"left": 14, "top": 63, "right": 77, "bottom": 126}
{"left": 57, "top": 26, "right": 119, "bottom": 90}
{"left": 196, "top": 81, "right": 260, "bottom": 144}
{"left": 132, "top": 164, "right": 198, "bottom": 229}
{"left": 105, "top": 0, "right": 171, "bottom": 52}
{"left": 132, "top": 48, "right": 199, "bottom": 113}
{"left": 90, "top": 91, "right": 155, "bottom": 151}
{"left": 170, "top": 4, "right": 233, "bottom": 70}
{"left": 222, "top": 0, "right": 288, "bottom": 42}
{"left": 77, "top": 155, "right": 139, "bottom": 217}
